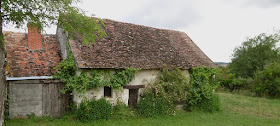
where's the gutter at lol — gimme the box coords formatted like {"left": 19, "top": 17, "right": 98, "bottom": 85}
{"left": 6, "top": 76, "right": 53, "bottom": 81}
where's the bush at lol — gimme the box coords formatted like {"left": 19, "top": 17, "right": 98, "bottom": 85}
{"left": 76, "top": 98, "right": 112, "bottom": 122}
{"left": 136, "top": 93, "right": 174, "bottom": 117}
{"left": 112, "top": 101, "right": 135, "bottom": 119}
{"left": 184, "top": 67, "right": 221, "bottom": 112}
{"left": 254, "top": 62, "right": 280, "bottom": 97}
{"left": 220, "top": 75, "right": 248, "bottom": 91}
{"left": 199, "top": 94, "right": 221, "bottom": 112}
{"left": 136, "top": 68, "right": 188, "bottom": 117}
{"left": 216, "top": 67, "right": 249, "bottom": 91}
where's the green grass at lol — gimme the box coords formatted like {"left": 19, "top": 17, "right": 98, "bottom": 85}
{"left": 220, "top": 92, "right": 280, "bottom": 118}
{"left": 7, "top": 92, "right": 280, "bottom": 126}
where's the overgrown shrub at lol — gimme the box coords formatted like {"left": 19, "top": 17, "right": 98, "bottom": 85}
{"left": 184, "top": 67, "right": 221, "bottom": 112}
{"left": 26, "top": 113, "right": 55, "bottom": 122}
{"left": 199, "top": 94, "right": 221, "bottom": 112}
{"left": 76, "top": 98, "right": 112, "bottom": 122}
{"left": 220, "top": 75, "right": 248, "bottom": 91}
{"left": 112, "top": 101, "right": 135, "bottom": 119}
{"left": 137, "top": 93, "right": 174, "bottom": 117}
{"left": 254, "top": 62, "right": 280, "bottom": 97}
{"left": 137, "top": 68, "right": 188, "bottom": 117}
{"left": 216, "top": 67, "right": 249, "bottom": 91}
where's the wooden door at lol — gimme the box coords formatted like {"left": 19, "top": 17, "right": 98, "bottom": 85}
{"left": 128, "top": 89, "right": 138, "bottom": 108}
{"left": 42, "top": 82, "right": 68, "bottom": 116}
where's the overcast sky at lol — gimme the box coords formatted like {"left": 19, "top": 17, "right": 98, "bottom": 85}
{"left": 4, "top": 0, "right": 280, "bottom": 62}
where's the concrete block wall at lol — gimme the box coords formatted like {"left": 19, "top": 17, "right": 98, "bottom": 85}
{"left": 9, "top": 80, "right": 43, "bottom": 117}
{"left": 8, "top": 79, "right": 67, "bottom": 118}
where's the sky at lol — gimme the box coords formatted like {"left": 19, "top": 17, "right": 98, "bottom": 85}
{"left": 4, "top": 0, "right": 280, "bottom": 62}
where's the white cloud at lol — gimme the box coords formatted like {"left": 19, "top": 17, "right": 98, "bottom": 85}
{"left": 225, "top": 0, "right": 280, "bottom": 8}
{"left": 4, "top": 0, "right": 280, "bottom": 62}
{"left": 123, "top": 0, "right": 200, "bottom": 30}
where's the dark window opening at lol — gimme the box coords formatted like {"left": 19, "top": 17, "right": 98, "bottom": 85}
{"left": 104, "top": 86, "right": 112, "bottom": 97}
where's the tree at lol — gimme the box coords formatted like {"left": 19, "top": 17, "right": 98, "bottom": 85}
{"left": 254, "top": 62, "right": 280, "bottom": 97}
{"left": 228, "top": 33, "right": 280, "bottom": 78}
{"left": 0, "top": 0, "right": 105, "bottom": 125}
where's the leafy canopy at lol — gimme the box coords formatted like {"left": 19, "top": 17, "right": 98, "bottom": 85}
{"left": 254, "top": 62, "right": 280, "bottom": 97}
{"left": 1, "top": 0, "right": 106, "bottom": 44}
{"left": 229, "top": 33, "right": 280, "bottom": 78}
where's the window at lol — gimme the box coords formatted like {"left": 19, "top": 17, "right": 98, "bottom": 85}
{"left": 104, "top": 86, "right": 112, "bottom": 97}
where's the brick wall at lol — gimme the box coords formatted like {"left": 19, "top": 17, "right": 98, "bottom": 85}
{"left": 5, "top": 31, "right": 61, "bottom": 77}
{"left": 27, "top": 26, "right": 42, "bottom": 50}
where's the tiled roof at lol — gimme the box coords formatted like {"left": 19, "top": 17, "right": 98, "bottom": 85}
{"left": 5, "top": 32, "right": 61, "bottom": 77}
{"left": 69, "top": 19, "right": 216, "bottom": 69}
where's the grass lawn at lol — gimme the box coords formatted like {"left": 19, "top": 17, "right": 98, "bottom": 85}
{"left": 6, "top": 92, "right": 280, "bottom": 126}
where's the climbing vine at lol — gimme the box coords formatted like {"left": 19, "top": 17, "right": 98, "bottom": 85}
{"left": 53, "top": 54, "right": 138, "bottom": 94}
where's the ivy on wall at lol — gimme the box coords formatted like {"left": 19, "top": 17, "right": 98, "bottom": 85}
{"left": 53, "top": 53, "right": 138, "bottom": 94}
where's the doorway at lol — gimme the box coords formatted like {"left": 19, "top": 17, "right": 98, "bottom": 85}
{"left": 128, "top": 89, "right": 139, "bottom": 108}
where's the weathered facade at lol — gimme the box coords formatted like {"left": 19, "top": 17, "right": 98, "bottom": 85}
{"left": 73, "top": 70, "right": 190, "bottom": 107}
{"left": 8, "top": 80, "right": 68, "bottom": 117}
{"left": 5, "top": 18, "right": 216, "bottom": 117}
{"left": 57, "top": 19, "right": 216, "bottom": 107}
{"left": 5, "top": 26, "right": 67, "bottom": 117}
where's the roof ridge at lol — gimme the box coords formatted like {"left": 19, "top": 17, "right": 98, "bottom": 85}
{"left": 102, "top": 18, "right": 185, "bottom": 33}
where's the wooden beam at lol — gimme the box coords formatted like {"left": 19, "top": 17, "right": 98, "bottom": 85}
{"left": 123, "top": 85, "right": 145, "bottom": 89}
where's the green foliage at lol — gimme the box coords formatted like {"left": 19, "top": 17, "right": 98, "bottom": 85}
{"left": 144, "top": 68, "right": 189, "bottom": 104}
{"left": 76, "top": 98, "right": 112, "bottom": 122}
{"left": 154, "top": 68, "right": 189, "bottom": 103}
{"left": 229, "top": 33, "right": 280, "bottom": 78}
{"left": 253, "top": 62, "right": 280, "bottom": 97}
{"left": 199, "top": 94, "right": 221, "bottom": 113}
{"left": 4, "top": 94, "right": 10, "bottom": 125}
{"left": 112, "top": 101, "right": 135, "bottom": 119}
{"left": 216, "top": 67, "right": 249, "bottom": 91}
{"left": 26, "top": 113, "right": 36, "bottom": 119}
{"left": 58, "top": 10, "right": 106, "bottom": 45}
{"left": 6, "top": 92, "right": 280, "bottom": 126}
{"left": 26, "top": 113, "right": 55, "bottom": 122}
{"left": 1, "top": 0, "right": 106, "bottom": 125}
{"left": 1, "top": 0, "right": 106, "bottom": 45}
{"left": 184, "top": 67, "right": 221, "bottom": 112}
{"left": 53, "top": 54, "right": 138, "bottom": 94}
{"left": 137, "top": 68, "right": 188, "bottom": 117}
{"left": 137, "top": 93, "right": 174, "bottom": 117}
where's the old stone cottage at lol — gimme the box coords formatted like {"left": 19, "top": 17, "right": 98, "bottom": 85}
{"left": 5, "top": 19, "right": 216, "bottom": 117}
{"left": 57, "top": 19, "right": 216, "bottom": 107}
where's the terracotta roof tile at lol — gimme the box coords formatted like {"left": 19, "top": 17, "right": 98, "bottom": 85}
{"left": 5, "top": 32, "right": 61, "bottom": 77}
{"left": 69, "top": 19, "right": 216, "bottom": 69}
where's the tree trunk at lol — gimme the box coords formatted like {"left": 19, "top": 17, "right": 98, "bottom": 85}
{"left": 0, "top": 0, "right": 7, "bottom": 125}
{"left": 0, "top": 31, "right": 5, "bottom": 126}
{"left": 0, "top": 38, "right": 5, "bottom": 126}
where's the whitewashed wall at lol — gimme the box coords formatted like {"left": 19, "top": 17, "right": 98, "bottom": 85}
{"left": 73, "top": 69, "right": 190, "bottom": 106}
